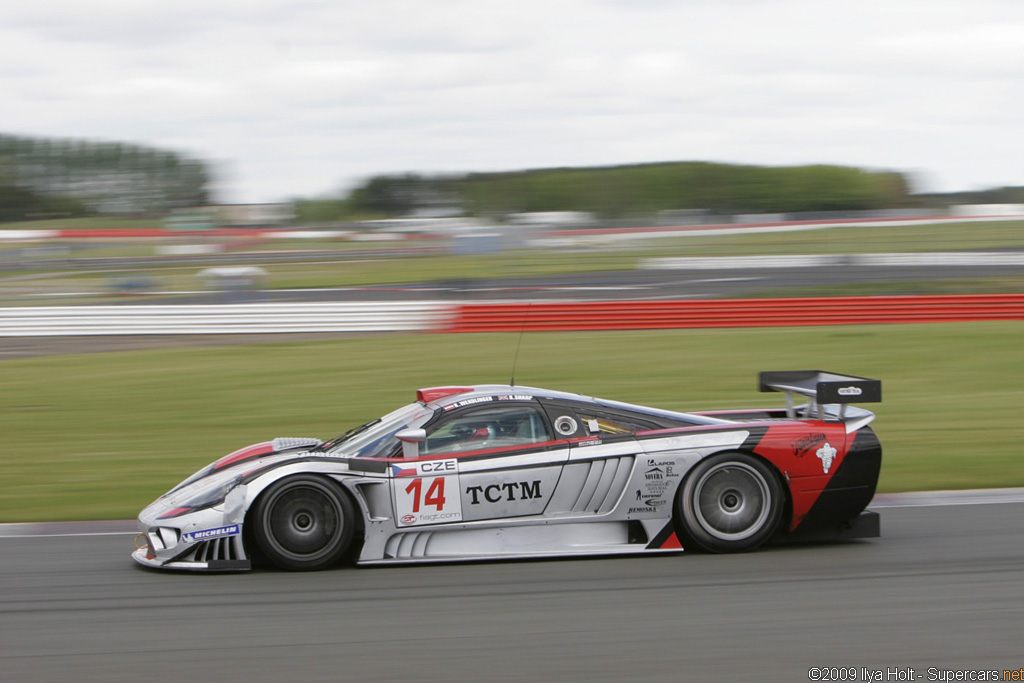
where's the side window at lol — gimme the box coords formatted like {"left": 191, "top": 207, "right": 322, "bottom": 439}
{"left": 423, "top": 405, "right": 551, "bottom": 454}
{"left": 575, "top": 410, "right": 658, "bottom": 436}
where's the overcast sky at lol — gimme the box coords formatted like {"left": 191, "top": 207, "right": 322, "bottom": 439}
{"left": 3, "top": 0, "right": 1023, "bottom": 203}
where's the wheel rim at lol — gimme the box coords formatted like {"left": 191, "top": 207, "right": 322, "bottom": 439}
{"left": 263, "top": 484, "right": 343, "bottom": 560}
{"left": 691, "top": 462, "right": 772, "bottom": 541}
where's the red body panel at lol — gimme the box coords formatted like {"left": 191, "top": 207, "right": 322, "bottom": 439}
{"left": 750, "top": 423, "right": 851, "bottom": 530}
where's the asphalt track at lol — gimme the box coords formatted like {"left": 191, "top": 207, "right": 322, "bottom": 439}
{"left": 117, "top": 259, "right": 1024, "bottom": 304}
{"left": 3, "top": 499, "right": 1023, "bottom": 682}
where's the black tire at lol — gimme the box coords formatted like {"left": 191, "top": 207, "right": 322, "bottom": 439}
{"left": 677, "top": 452, "right": 784, "bottom": 553}
{"left": 252, "top": 475, "right": 355, "bottom": 571}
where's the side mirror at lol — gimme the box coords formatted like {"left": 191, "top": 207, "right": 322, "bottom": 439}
{"left": 396, "top": 428, "right": 427, "bottom": 460}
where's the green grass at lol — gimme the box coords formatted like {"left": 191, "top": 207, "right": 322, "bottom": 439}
{"left": 636, "top": 219, "right": 1024, "bottom": 256}
{"left": 2, "top": 322, "right": 1023, "bottom": 522}
{"left": 740, "top": 275, "right": 1024, "bottom": 298}
{"left": 0, "top": 216, "right": 167, "bottom": 231}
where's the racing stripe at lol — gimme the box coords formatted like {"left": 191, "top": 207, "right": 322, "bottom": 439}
{"left": 212, "top": 442, "right": 276, "bottom": 471}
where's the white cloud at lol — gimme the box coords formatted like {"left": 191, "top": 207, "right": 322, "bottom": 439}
{"left": 2, "top": 0, "right": 1024, "bottom": 201}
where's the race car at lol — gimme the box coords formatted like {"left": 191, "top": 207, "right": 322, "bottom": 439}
{"left": 132, "top": 370, "right": 882, "bottom": 572}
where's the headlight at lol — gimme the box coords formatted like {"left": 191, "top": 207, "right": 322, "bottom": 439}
{"left": 156, "top": 475, "right": 241, "bottom": 519}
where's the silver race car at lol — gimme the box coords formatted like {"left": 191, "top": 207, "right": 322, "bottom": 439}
{"left": 133, "top": 371, "right": 882, "bottom": 571}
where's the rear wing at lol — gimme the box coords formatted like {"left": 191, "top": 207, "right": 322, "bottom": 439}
{"left": 759, "top": 370, "right": 881, "bottom": 432}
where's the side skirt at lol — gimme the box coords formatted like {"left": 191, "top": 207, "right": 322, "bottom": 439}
{"left": 358, "top": 520, "right": 685, "bottom": 565}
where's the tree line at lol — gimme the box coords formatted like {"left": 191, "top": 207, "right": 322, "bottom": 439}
{"left": 298, "top": 161, "right": 917, "bottom": 222}
{"left": 5, "top": 132, "right": 1019, "bottom": 225}
{"left": 0, "top": 134, "right": 211, "bottom": 222}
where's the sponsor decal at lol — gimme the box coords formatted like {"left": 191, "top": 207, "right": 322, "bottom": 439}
{"left": 646, "top": 458, "right": 681, "bottom": 478}
{"left": 626, "top": 491, "right": 667, "bottom": 511}
{"left": 636, "top": 482, "right": 668, "bottom": 499}
{"left": 393, "top": 458, "right": 464, "bottom": 526}
{"left": 628, "top": 496, "right": 665, "bottom": 513}
{"left": 414, "top": 511, "right": 462, "bottom": 522}
{"left": 791, "top": 433, "right": 828, "bottom": 458}
{"left": 634, "top": 458, "right": 677, "bottom": 506}
{"left": 443, "top": 396, "right": 494, "bottom": 411}
{"left": 837, "top": 386, "right": 862, "bottom": 396}
{"left": 816, "top": 442, "right": 838, "bottom": 473}
{"left": 182, "top": 524, "right": 239, "bottom": 543}
{"left": 465, "top": 480, "right": 541, "bottom": 504}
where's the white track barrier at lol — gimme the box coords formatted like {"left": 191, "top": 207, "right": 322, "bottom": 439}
{"left": 0, "top": 302, "right": 458, "bottom": 336}
{"left": 640, "top": 251, "right": 1024, "bottom": 270}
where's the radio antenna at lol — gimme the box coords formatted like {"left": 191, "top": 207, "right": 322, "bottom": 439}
{"left": 509, "top": 303, "right": 532, "bottom": 387}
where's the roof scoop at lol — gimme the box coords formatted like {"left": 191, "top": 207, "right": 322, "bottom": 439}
{"left": 416, "top": 387, "right": 474, "bottom": 403}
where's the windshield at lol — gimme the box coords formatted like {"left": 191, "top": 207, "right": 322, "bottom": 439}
{"left": 326, "top": 403, "right": 433, "bottom": 459}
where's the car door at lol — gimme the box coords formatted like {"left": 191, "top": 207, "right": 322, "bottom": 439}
{"left": 389, "top": 400, "right": 571, "bottom": 526}
{"left": 541, "top": 400, "right": 657, "bottom": 517}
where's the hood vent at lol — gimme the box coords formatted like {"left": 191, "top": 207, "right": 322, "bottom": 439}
{"left": 271, "top": 437, "right": 323, "bottom": 452}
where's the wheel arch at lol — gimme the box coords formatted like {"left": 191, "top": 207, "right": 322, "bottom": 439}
{"left": 244, "top": 472, "right": 361, "bottom": 570}
{"left": 737, "top": 448, "right": 794, "bottom": 537}
{"left": 673, "top": 448, "right": 792, "bottom": 520}
{"left": 672, "top": 448, "right": 789, "bottom": 552}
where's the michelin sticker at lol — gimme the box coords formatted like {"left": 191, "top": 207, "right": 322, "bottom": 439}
{"left": 183, "top": 524, "right": 240, "bottom": 543}
{"left": 816, "top": 443, "right": 838, "bottom": 473}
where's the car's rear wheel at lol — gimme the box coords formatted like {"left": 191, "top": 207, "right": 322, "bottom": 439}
{"left": 252, "top": 475, "right": 355, "bottom": 571}
{"left": 677, "top": 452, "right": 783, "bottom": 553}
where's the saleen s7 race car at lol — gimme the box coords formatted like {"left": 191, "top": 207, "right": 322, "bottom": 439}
{"left": 133, "top": 370, "right": 882, "bottom": 572}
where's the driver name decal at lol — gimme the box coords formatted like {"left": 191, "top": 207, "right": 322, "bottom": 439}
{"left": 443, "top": 396, "right": 494, "bottom": 411}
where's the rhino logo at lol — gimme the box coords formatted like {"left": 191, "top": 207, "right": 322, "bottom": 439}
{"left": 816, "top": 443, "right": 838, "bottom": 474}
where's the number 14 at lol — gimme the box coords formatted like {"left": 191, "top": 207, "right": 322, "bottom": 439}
{"left": 404, "top": 477, "right": 447, "bottom": 512}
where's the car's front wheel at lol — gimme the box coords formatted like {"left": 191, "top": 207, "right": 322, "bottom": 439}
{"left": 252, "top": 475, "right": 355, "bottom": 571}
{"left": 677, "top": 452, "right": 784, "bottom": 552}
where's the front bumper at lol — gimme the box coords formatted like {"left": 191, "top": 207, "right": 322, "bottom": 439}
{"left": 132, "top": 509, "right": 252, "bottom": 572}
